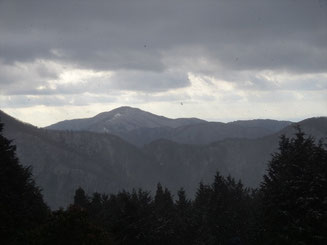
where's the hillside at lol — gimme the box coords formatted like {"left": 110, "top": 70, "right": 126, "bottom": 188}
{"left": 47, "top": 106, "right": 205, "bottom": 133}
{"left": 1, "top": 110, "right": 159, "bottom": 208}
{"left": 1, "top": 110, "right": 326, "bottom": 209}
{"left": 47, "top": 106, "right": 292, "bottom": 146}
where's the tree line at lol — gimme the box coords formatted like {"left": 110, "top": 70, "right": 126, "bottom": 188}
{"left": 1, "top": 120, "right": 326, "bottom": 245}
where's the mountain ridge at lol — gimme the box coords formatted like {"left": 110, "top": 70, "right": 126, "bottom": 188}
{"left": 1, "top": 109, "right": 326, "bottom": 209}
{"left": 46, "top": 106, "right": 206, "bottom": 133}
{"left": 46, "top": 106, "right": 293, "bottom": 146}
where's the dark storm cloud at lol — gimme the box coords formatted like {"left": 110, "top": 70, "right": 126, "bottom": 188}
{"left": 0, "top": 0, "right": 326, "bottom": 93}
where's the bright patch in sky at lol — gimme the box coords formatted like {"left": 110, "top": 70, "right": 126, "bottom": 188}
{"left": 0, "top": 0, "right": 326, "bottom": 126}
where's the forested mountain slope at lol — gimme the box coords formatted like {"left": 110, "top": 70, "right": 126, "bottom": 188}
{"left": 1, "top": 110, "right": 325, "bottom": 208}
{"left": 1, "top": 110, "right": 158, "bottom": 208}
{"left": 47, "top": 106, "right": 292, "bottom": 146}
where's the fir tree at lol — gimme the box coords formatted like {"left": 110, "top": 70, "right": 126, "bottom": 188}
{"left": 174, "top": 188, "right": 194, "bottom": 245}
{"left": 176, "top": 188, "right": 191, "bottom": 211}
{"left": 153, "top": 183, "right": 175, "bottom": 245}
{"left": 260, "top": 129, "right": 327, "bottom": 244}
{"left": 33, "top": 206, "right": 115, "bottom": 245}
{"left": 0, "top": 121, "right": 49, "bottom": 244}
{"left": 73, "top": 187, "right": 89, "bottom": 209}
{"left": 193, "top": 181, "right": 214, "bottom": 244}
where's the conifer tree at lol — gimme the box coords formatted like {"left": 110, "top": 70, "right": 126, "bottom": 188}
{"left": 193, "top": 173, "right": 252, "bottom": 245}
{"left": 260, "top": 129, "right": 327, "bottom": 244}
{"left": 153, "top": 183, "right": 175, "bottom": 245}
{"left": 193, "top": 181, "right": 214, "bottom": 244}
{"left": 174, "top": 188, "right": 194, "bottom": 245}
{"left": 73, "top": 187, "right": 89, "bottom": 209}
{"left": 154, "top": 183, "right": 174, "bottom": 215}
{"left": 33, "top": 206, "right": 115, "bottom": 245}
{"left": 176, "top": 188, "right": 191, "bottom": 210}
{"left": 0, "top": 121, "right": 49, "bottom": 244}
{"left": 88, "top": 192, "right": 103, "bottom": 221}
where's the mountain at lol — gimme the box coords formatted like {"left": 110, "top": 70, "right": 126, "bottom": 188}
{"left": 1, "top": 110, "right": 326, "bottom": 209}
{"left": 229, "top": 119, "right": 291, "bottom": 132}
{"left": 143, "top": 117, "right": 327, "bottom": 189}
{"left": 46, "top": 106, "right": 205, "bottom": 133}
{"left": 47, "top": 106, "right": 292, "bottom": 146}
{"left": 0, "top": 110, "right": 159, "bottom": 208}
{"left": 150, "top": 119, "right": 291, "bottom": 145}
{"left": 279, "top": 117, "right": 327, "bottom": 139}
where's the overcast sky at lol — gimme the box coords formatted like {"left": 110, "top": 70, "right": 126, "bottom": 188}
{"left": 1, "top": 0, "right": 326, "bottom": 127}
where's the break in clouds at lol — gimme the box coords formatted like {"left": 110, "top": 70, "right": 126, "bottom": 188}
{"left": 0, "top": 0, "right": 326, "bottom": 126}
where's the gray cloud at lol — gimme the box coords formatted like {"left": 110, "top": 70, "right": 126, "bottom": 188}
{"left": 109, "top": 70, "right": 190, "bottom": 92}
{"left": 0, "top": 94, "right": 118, "bottom": 108}
{"left": 0, "top": 0, "right": 326, "bottom": 120}
{"left": 0, "top": 64, "right": 189, "bottom": 96}
{"left": 1, "top": 0, "right": 326, "bottom": 74}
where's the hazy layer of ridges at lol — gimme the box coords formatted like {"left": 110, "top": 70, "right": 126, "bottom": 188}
{"left": 46, "top": 106, "right": 293, "bottom": 146}
{"left": 2, "top": 109, "right": 326, "bottom": 209}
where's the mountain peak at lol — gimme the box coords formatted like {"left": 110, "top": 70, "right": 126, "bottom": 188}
{"left": 93, "top": 106, "right": 142, "bottom": 120}
{"left": 46, "top": 106, "right": 205, "bottom": 133}
{"left": 109, "top": 106, "right": 139, "bottom": 113}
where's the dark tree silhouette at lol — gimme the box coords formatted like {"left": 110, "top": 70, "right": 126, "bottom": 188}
{"left": 5, "top": 112, "right": 323, "bottom": 245}
{"left": 0, "top": 121, "right": 49, "bottom": 244}
{"left": 73, "top": 187, "right": 89, "bottom": 209}
{"left": 153, "top": 183, "right": 175, "bottom": 244}
{"left": 174, "top": 188, "right": 194, "bottom": 245}
{"left": 192, "top": 174, "right": 253, "bottom": 245}
{"left": 33, "top": 206, "right": 115, "bottom": 245}
{"left": 260, "top": 129, "right": 327, "bottom": 244}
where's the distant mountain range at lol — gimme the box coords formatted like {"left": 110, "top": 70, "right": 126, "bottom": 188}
{"left": 47, "top": 106, "right": 292, "bottom": 146}
{"left": 1, "top": 108, "right": 326, "bottom": 209}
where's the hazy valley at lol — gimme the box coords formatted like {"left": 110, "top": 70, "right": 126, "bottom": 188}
{"left": 1, "top": 107, "right": 326, "bottom": 209}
